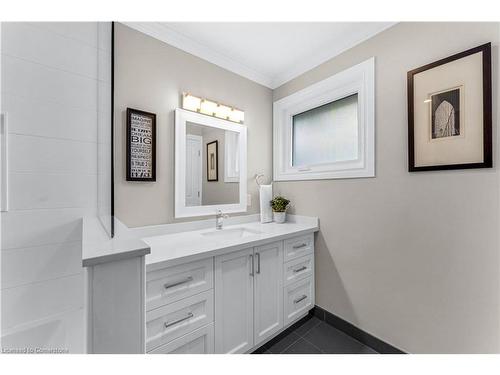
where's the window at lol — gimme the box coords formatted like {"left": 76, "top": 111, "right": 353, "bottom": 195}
{"left": 292, "top": 94, "right": 359, "bottom": 167}
{"left": 273, "top": 58, "right": 375, "bottom": 181}
{"left": 224, "top": 130, "right": 240, "bottom": 182}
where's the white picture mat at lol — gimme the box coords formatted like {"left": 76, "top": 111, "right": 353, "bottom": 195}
{"left": 413, "top": 52, "right": 484, "bottom": 167}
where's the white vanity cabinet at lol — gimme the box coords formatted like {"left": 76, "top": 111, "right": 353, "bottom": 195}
{"left": 84, "top": 215, "right": 318, "bottom": 354}
{"left": 214, "top": 241, "right": 284, "bottom": 353}
{"left": 149, "top": 324, "right": 214, "bottom": 354}
{"left": 252, "top": 241, "right": 284, "bottom": 347}
{"left": 145, "top": 232, "right": 315, "bottom": 354}
{"left": 145, "top": 258, "right": 215, "bottom": 354}
{"left": 214, "top": 247, "right": 255, "bottom": 353}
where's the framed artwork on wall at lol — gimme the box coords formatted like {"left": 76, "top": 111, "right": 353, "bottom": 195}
{"left": 206, "top": 140, "right": 218, "bottom": 182}
{"left": 126, "top": 108, "right": 156, "bottom": 181}
{"left": 407, "top": 42, "right": 492, "bottom": 172}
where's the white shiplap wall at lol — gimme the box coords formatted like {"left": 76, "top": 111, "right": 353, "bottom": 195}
{"left": 1, "top": 22, "right": 109, "bottom": 353}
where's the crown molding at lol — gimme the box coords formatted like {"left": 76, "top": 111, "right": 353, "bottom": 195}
{"left": 123, "top": 22, "right": 274, "bottom": 88}
{"left": 123, "top": 22, "right": 397, "bottom": 90}
{"left": 270, "top": 22, "right": 396, "bottom": 89}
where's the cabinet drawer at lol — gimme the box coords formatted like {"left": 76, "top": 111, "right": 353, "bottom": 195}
{"left": 283, "top": 234, "right": 314, "bottom": 262}
{"left": 284, "top": 277, "right": 314, "bottom": 326}
{"left": 283, "top": 254, "right": 313, "bottom": 286}
{"left": 146, "top": 290, "right": 214, "bottom": 352}
{"left": 148, "top": 324, "right": 214, "bottom": 354}
{"left": 146, "top": 258, "right": 213, "bottom": 311}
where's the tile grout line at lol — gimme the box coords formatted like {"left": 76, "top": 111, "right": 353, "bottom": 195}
{"left": 301, "top": 336, "right": 326, "bottom": 354}
{"left": 322, "top": 320, "right": 379, "bottom": 352}
{"left": 8, "top": 131, "right": 99, "bottom": 144}
{"left": 25, "top": 22, "right": 111, "bottom": 52}
{"left": 275, "top": 317, "right": 322, "bottom": 354}
{"left": 313, "top": 320, "right": 380, "bottom": 354}
{"left": 295, "top": 317, "right": 322, "bottom": 338}
{"left": 259, "top": 316, "right": 322, "bottom": 354}
{"left": 2, "top": 51, "right": 110, "bottom": 84}
{"left": 1, "top": 89, "right": 98, "bottom": 113}
{"left": 296, "top": 318, "right": 325, "bottom": 353}
{"left": 0, "top": 239, "right": 82, "bottom": 252}
{"left": 9, "top": 171, "right": 99, "bottom": 177}
{"left": 277, "top": 334, "right": 303, "bottom": 354}
{"left": 0, "top": 271, "right": 84, "bottom": 291}
{"left": 1, "top": 89, "right": 106, "bottom": 114}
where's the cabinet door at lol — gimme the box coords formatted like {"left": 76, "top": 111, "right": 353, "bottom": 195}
{"left": 253, "top": 241, "right": 284, "bottom": 346}
{"left": 215, "top": 247, "right": 254, "bottom": 353}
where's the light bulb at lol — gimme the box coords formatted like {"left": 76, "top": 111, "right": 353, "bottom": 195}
{"left": 182, "top": 93, "right": 201, "bottom": 112}
{"left": 229, "top": 109, "right": 245, "bottom": 123}
{"left": 200, "top": 99, "right": 218, "bottom": 115}
{"left": 215, "top": 104, "right": 232, "bottom": 119}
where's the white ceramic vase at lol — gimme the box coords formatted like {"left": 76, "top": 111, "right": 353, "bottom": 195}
{"left": 273, "top": 211, "right": 286, "bottom": 223}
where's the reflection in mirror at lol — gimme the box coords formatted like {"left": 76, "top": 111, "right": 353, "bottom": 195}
{"left": 175, "top": 108, "right": 247, "bottom": 218}
{"left": 185, "top": 122, "right": 240, "bottom": 207}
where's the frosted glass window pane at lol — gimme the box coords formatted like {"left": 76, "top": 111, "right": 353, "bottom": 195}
{"left": 292, "top": 94, "right": 358, "bottom": 167}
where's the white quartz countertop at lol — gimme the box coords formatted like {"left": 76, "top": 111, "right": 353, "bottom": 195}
{"left": 143, "top": 215, "right": 319, "bottom": 269}
{"left": 82, "top": 217, "right": 150, "bottom": 267}
{"left": 82, "top": 214, "right": 318, "bottom": 268}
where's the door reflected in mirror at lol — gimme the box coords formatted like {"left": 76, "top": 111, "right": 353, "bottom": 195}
{"left": 185, "top": 122, "right": 240, "bottom": 207}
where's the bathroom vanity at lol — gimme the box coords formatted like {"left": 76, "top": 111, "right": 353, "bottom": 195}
{"left": 83, "top": 215, "right": 318, "bottom": 354}
{"left": 82, "top": 103, "right": 318, "bottom": 353}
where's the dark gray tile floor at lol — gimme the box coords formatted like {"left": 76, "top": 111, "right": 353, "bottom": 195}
{"left": 256, "top": 315, "right": 378, "bottom": 354}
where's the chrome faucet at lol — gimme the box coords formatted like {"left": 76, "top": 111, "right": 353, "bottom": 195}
{"left": 215, "top": 209, "right": 229, "bottom": 230}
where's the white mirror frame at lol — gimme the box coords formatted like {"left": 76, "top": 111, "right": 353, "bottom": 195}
{"left": 175, "top": 108, "right": 247, "bottom": 218}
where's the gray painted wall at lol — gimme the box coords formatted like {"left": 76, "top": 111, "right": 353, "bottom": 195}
{"left": 114, "top": 23, "right": 272, "bottom": 227}
{"left": 273, "top": 22, "right": 500, "bottom": 353}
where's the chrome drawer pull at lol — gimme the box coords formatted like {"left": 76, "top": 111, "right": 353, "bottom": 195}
{"left": 293, "top": 266, "right": 307, "bottom": 273}
{"left": 164, "top": 276, "right": 193, "bottom": 289}
{"left": 294, "top": 295, "right": 307, "bottom": 304}
{"left": 164, "top": 312, "right": 194, "bottom": 328}
{"left": 292, "top": 243, "right": 307, "bottom": 249}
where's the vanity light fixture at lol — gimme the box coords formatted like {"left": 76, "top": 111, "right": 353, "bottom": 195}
{"left": 215, "top": 104, "right": 232, "bottom": 120}
{"left": 229, "top": 108, "right": 244, "bottom": 123}
{"left": 182, "top": 93, "right": 245, "bottom": 124}
{"left": 199, "top": 99, "right": 218, "bottom": 116}
{"left": 182, "top": 94, "right": 202, "bottom": 112}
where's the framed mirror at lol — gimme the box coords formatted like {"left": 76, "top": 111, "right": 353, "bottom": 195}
{"left": 174, "top": 108, "right": 247, "bottom": 218}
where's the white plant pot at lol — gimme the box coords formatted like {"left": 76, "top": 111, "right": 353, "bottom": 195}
{"left": 273, "top": 212, "right": 286, "bottom": 223}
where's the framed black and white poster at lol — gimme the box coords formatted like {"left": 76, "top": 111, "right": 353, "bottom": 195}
{"left": 407, "top": 43, "right": 492, "bottom": 172}
{"left": 126, "top": 108, "right": 156, "bottom": 181}
{"left": 206, "top": 140, "right": 218, "bottom": 182}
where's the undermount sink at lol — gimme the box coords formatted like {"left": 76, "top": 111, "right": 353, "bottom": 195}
{"left": 201, "top": 227, "right": 261, "bottom": 240}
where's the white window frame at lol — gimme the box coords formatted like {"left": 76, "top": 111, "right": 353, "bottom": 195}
{"left": 273, "top": 57, "right": 375, "bottom": 181}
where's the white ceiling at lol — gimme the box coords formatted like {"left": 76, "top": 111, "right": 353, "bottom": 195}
{"left": 124, "top": 22, "right": 395, "bottom": 89}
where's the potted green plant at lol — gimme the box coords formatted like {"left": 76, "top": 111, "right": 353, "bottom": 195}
{"left": 270, "top": 196, "right": 290, "bottom": 223}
